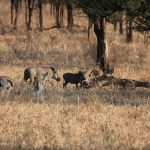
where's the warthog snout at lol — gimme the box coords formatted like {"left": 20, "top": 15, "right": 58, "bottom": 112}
{"left": 81, "top": 76, "right": 86, "bottom": 80}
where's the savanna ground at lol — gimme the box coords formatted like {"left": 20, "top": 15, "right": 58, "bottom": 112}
{"left": 0, "top": 1, "right": 150, "bottom": 149}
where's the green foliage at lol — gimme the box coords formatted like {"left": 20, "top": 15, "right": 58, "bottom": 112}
{"left": 73, "top": 0, "right": 150, "bottom": 33}
{"left": 107, "top": 11, "right": 123, "bottom": 24}
{"left": 134, "top": 1, "right": 150, "bottom": 32}
{"left": 73, "top": 0, "right": 128, "bottom": 23}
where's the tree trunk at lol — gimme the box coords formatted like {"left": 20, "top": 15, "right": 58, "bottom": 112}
{"left": 55, "top": 4, "right": 63, "bottom": 28}
{"left": 14, "top": 0, "right": 19, "bottom": 28}
{"left": 26, "top": 0, "right": 34, "bottom": 31}
{"left": 49, "top": 0, "right": 53, "bottom": 15}
{"left": 11, "top": 0, "right": 14, "bottom": 25}
{"left": 119, "top": 16, "right": 123, "bottom": 34}
{"left": 49, "top": 0, "right": 55, "bottom": 16}
{"left": 128, "top": 19, "right": 133, "bottom": 41}
{"left": 38, "top": 0, "right": 43, "bottom": 31}
{"left": 28, "top": 0, "right": 32, "bottom": 30}
{"left": 55, "top": 4, "right": 60, "bottom": 27}
{"left": 94, "top": 17, "right": 108, "bottom": 72}
{"left": 126, "top": 15, "right": 133, "bottom": 42}
{"left": 67, "top": 3, "right": 73, "bottom": 28}
{"left": 114, "top": 21, "right": 117, "bottom": 31}
{"left": 25, "top": 0, "right": 28, "bottom": 27}
{"left": 87, "top": 19, "right": 93, "bottom": 40}
{"left": 60, "top": 6, "right": 64, "bottom": 28}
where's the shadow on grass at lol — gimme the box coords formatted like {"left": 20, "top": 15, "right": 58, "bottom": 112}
{"left": 42, "top": 85, "right": 150, "bottom": 107}
{"left": 4, "top": 76, "right": 150, "bottom": 107}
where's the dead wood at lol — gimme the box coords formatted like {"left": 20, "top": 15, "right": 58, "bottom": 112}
{"left": 102, "top": 76, "right": 150, "bottom": 88}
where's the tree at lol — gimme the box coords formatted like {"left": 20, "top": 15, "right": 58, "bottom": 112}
{"left": 73, "top": 0, "right": 128, "bottom": 72}
{"left": 49, "top": 0, "right": 56, "bottom": 16}
{"left": 119, "top": 15, "right": 123, "bottom": 34}
{"left": 107, "top": 11, "right": 123, "bottom": 33}
{"left": 51, "top": 0, "right": 64, "bottom": 28}
{"left": 65, "top": 0, "right": 74, "bottom": 28}
{"left": 38, "top": 0, "right": 46, "bottom": 31}
{"left": 51, "top": 0, "right": 74, "bottom": 28}
{"left": 124, "top": 0, "right": 150, "bottom": 42}
{"left": 38, "top": 0, "right": 43, "bottom": 31}
{"left": 25, "top": 0, "right": 35, "bottom": 31}
{"left": 134, "top": 0, "right": 150, "bottom": 32}
{"left": 67, "top": 2, "right": 74, "bottom": 28}
{"left": 126, "top": 13, "right": 133, "bottom": 42}
{"left": 10, "top": 0, "right": 22, "bottom": 29}
{"left": 124, "top": 0, "right": 141, "bottom": 42}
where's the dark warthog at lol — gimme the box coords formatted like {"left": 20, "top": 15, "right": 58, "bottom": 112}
{"left": 63, "top": 71, "right": 87, "bottom": 88}
{"left": 24, "top": 66, "right": 60, "bottom": 85}
{"left": 0, "top": 76, "right": 20, "bottom": 96}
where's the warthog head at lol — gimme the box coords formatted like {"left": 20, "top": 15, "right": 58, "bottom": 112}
{"left": 50, "top": 67, "right": 60, "bottom": 82}
{"left": 79, "top": 71, "right": 87, "bottom": 81}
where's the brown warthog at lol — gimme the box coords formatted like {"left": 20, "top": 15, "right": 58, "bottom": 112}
{"left": 89, "top": 69, "right": 100, "bottom": 77}
{"left": 34, "top": 72, "right": 49, "bottom": 102}
{"left": 63, "top": 71, "right": 87, "bottom": 88}
{"left": 0, "top": 76, "right": 20, "bottom": 96}
{"left": 82, "top": 68, "right": 114, "bottom": 89}
{"left": 24, "top": 66, "right": 60, "bottom": 85}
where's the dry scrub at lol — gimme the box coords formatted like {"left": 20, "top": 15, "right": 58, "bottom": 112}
{"left": 0, "top": 1, "right": 150, "bottom": 149}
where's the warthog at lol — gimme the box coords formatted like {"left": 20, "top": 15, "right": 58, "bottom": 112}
{"left": 0, "top": 76, "right": 20, "bottom": 96}
{"left": 34, "top": 72, "right": 49, "bottom": 102}
{"left": 82, "top": 68, "right": 114, "bottom": 89}
{"left": 89, "top": 69, "right": 100, "bottom": 77}
{"left": 24, "top": 66, "right": 60, "bottom": 85}
{"left": 63, "top": 71, "right": 87, "bottom": 88}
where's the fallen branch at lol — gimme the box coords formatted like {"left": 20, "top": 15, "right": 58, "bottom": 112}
{"left": 102, "top": 76, "right": 150, "bottom": 88}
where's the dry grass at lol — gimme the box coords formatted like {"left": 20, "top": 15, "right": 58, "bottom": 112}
{"left": 0, "top": 1, "right": 150, "bottom": 149}
{"left": 1, "top": 102, "right": 150, "bottom": 150}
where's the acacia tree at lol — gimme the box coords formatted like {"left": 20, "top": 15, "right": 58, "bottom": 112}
{"left": 124, "top": 0, "right": 150, "bottom": 43}
{"left": 51, "top": 0, "right": 74, "bottom": 28}
{"left": 25, "top": 0, "right": 35, "bottom": 31}
{"left": 49, "top": 0, "right": 56, "bottom": 16}
{"left": 66, "top": 0, "right": 74, "bottom": 28}
{"left": 107, "top": 11, "right": 123, "bottom": 33}
{"left": 126, "top": 13, "right": 133, "bottom": 42}
{"left": 125, "top": 1, "right": 141, "bottom": 42}
{"left": 119, "top": 15, "right": 123, "bottom": 34}
{"left": 10, "top": 0, "right": 22, "bottom": 28}
{"left": 134, "top": 0, "right": 150, "bottom": 34}
{"left": 73, "top": 0, "right": 128, "bottom": 72}
{"left": 38, "top": 0, "right": 46, "bottom": 31}
{"left": 51, "top": 0, "right": 64, "bottom": 28}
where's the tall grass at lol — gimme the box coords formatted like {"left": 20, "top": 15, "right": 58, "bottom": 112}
{"left": 0, "top": 1, "right": 150, "bottom": 149}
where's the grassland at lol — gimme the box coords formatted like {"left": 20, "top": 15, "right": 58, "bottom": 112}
{"left": 0, "top": 1, "right": 150, "bottom": 149}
